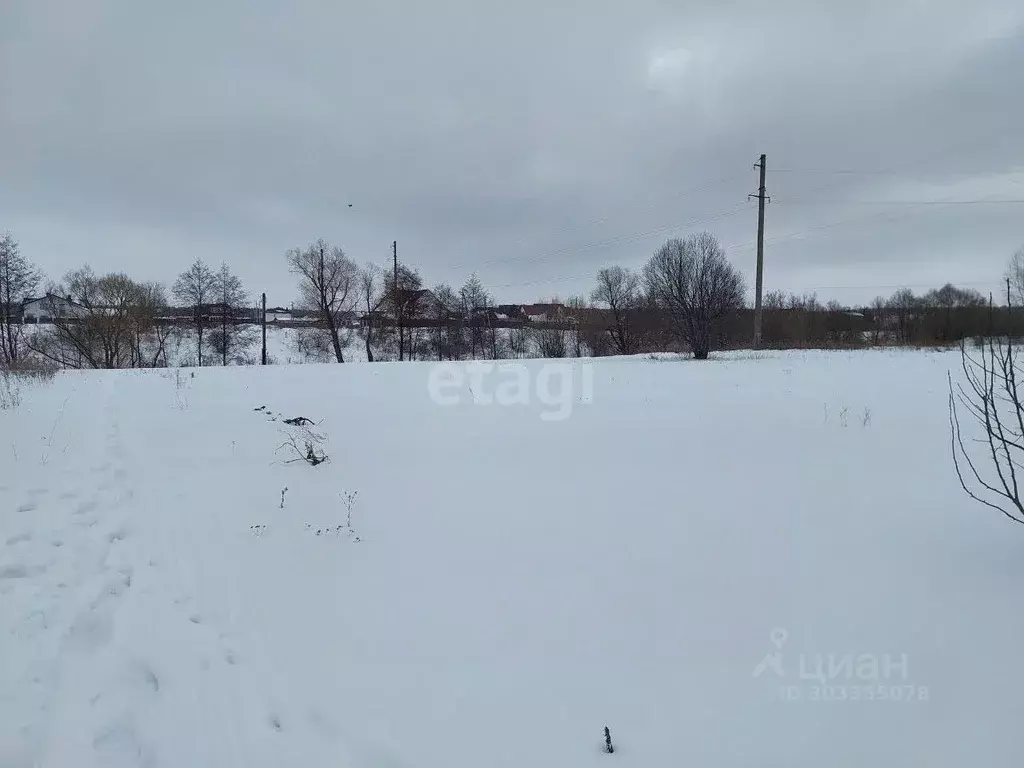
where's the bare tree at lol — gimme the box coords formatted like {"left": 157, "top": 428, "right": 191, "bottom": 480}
{"left": 0, "top": 232, "right": 41, "bottom": 368}
{"left": 949, "top": 286, "right": 1024, "bottom": 526}
{"left": 173, "top": 259, "right": 217, "bottom": 366}
{"left": 886, "top": 288, "right": 919, "bottom": 345}
{"left": 591, "top": 266, "right": 642, "bottom": 355}
{"left": 643, "top": 231, "right": 745, "bottom": 359}
{"left": 430, "top": 283, "right": 458, "bottom": 361}
{"left": 921, "top": 282, "right": 987, "bottom": 343}
{"left": 209, "top": 262, "right": 254, "bottom": 365}
{"left": 565, "top": 295, "right": 588, "bottom": 357}
{"left": 128, "top": 281, "right": 174, "bottom": 368}
{"left": 286, "top": 239, "right": 358, "bottom": 363}
{"left": 29, "top": 267, "right": 161, "bottom": 369}
{"left": 357, "top": 263, "right": 385, "bottom": 363}
{"left": 763, "top": 290, "right": 787, "bottom": 310}
{"left": 922, "top": 283, "right": 987, "bottom": 310}
{"left": 460, "top": 273, "right": 490, "bottom": 359}
{"left": 869, "top": 295, "right": 889, "bottom": 346}
{"left": 380, "top": 263, "right": 423, "bottom": 360}
{"left": 508, "top": 325, "right": 529, "bottom": 358}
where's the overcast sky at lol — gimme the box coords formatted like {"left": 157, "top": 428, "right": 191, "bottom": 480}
{"left": 2, "top": 0, "right": 1022, "bottom": 307}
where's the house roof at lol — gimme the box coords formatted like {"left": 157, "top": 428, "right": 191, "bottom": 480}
{"left": 522, "top": 303, "right": 564, "bottom": 316}
{"left": 399, "top": 288, "right": 435, "bottom": 303}
{"left": 22, "top": 293, "right": 87, "bottom": 309}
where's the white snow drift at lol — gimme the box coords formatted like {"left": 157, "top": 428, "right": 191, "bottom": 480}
{"left": 1, "top": 349, "right": 1022, "bottom": 767}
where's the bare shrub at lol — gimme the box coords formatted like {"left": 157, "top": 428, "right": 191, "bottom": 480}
{"left": 536, "top": 325, "right": 568, "bottom": 358}
{"left": 591, "top": 266, "right": 643, "bottom": 355}
{"left": 949, "top": 328, "right": 1024, "bottom": 525}
{"left": 1, "top": 354, "right": 57, "bottom": 410}
{"left": 277, "top": 424, "right": 329, "bottom": 466}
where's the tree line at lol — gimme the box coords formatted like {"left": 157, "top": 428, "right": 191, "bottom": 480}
{"left": 1, "top": 227, "right": 1021, "bottom": 371}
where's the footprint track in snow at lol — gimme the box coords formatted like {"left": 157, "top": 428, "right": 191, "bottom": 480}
{"left": 62, "top": 608, "right": 114, "bottom": 653}
{"left": 5, "top": 531, "right": 32, "bottom": 546}
{"left": 91, "top": 720, "right": 156, "bottom": 768}
{"left": 12, "top": 609, "right": 50, "bottom": 639}
{"left": 87, "top": 659, "right": 161, "bottom": 767}
{"left": 61, "top": 568, "right": 134, "bottom": 654}
{"left": 74, "top": 499, "right": 98, "bottom": 516}
{"left": 0, "top": 563, "right": 47, "bottom": 580}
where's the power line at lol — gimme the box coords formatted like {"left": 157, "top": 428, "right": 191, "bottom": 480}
{"left": 443, "top": 204, "right": 751, "bottom": 272}
{"left": 773, "top": 199, "right": 1024, "bottom": 206}
{"left": 773, "top": 167, "right": 1024, "bottom": 177}
{"left": 766, "top": 124, "right": 1024, "bottom": 210}
{"left": 723, "top": 186, "right": 1024, "bottom": 254}
{"left": 448, "top": 168, "right": 751, "bottom": 264}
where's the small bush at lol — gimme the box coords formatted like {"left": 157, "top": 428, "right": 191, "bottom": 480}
{"left": 0, "top": 360, "right": 56, "bottom": 410}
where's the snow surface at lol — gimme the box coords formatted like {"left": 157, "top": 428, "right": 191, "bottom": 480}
{"left": 2, "top": 349, "right": 1023, "bottom": 766}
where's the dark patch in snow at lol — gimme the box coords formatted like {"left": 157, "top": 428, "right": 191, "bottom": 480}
{"left": 75, "top": 499, "right": 98, "bottom": 515}
{"left": 63, "top": 609, "right": 113, "bottom": 653}
{"left": 0, "top": 563, "right": 45, "bottom": 579}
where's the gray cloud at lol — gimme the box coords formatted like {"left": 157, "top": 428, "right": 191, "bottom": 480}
{"left": 2, "top": 0, "right": 1022, "bottom": 307}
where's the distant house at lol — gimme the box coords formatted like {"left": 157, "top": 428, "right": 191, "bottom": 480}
{"left": 265, "top": 306, "right": 293, "bottom": 323}
{"left": 196, "top": 302, "right": 230, "bottom": 320}
{"left": 333, "top": 310, "right": 359, "bottom": 327}
{"left": 400, "top": 288, "right": 441, "bottom": 319}
{"left": 166, "top": 303, "right": 259, "bottom": 324}
{"left": 521, "top": 303, "right": 567, "bottom": 323}
{"left": 21, "top": 294, "right": 87, "bottom": 323}
{"left": 493, "top": 304, "right": 528, "bottom": 322}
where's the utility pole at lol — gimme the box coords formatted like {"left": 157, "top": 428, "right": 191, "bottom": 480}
{"left": 261, "top": 292, "right": 267, "bottom": 365}
{"left": 393, "top": 240, "right": 403, "bottom": 361}
{"left": 749, "top": 153, "right": 770, "bottom": 348}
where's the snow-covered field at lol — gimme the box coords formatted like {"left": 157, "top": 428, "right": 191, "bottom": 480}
{"left": 2, "top": 349, "right": 1022, "bottom": 767}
